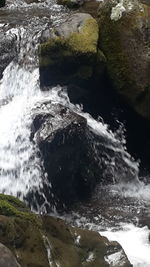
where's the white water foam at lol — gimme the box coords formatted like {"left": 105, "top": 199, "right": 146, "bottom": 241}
{"left": 111, "top": 181, "right": 150, "bottom": 203}
{"left": 1, "top": 2, "right": 149, "bottom": 265}
{"left": 0, "top": 63, "right": 42, "bottom": 197}
{"left": 100, "top": 223, "right": 150, "bottom": 267}
{"left": 0, "top": 59, "right": 139, "bottom": 202}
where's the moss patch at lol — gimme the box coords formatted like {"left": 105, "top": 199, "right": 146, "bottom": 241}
{"left": 98, "top": 1, "right": 150, "bottom": 118}
{"left": 0, "top": 195, "right": 132, "bottom": 267}
{"left": 0, "top": 195, "right": 39, "bottom": 225}
{"left": 40, "top": 18, "right": 99, "bottom": 66}
{"left": 39, "top": 16, "right": 104, "bottom": 86}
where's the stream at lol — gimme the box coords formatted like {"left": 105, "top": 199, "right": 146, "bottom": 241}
{"left": 0, "top": 0, "right": 150, "bottom": 266}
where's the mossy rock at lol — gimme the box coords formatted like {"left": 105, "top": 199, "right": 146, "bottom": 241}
{"left": 0, "top": 0, "right": 5, "bottom": 8}
{"left": 42, "top": 216, "right": 132, "bottom": 267}
{"left": 98, "top": 0, "right": 150, "bottom": 119}
{"left": 0, "top": 195, "right": 49, "bottom": 266}
{"left": 0, "top": 194, "right": 38, "bottom": 225}
{"left": 0, "top": 195, "right": 132, "bottom": 266}
{"left": 39, "top": 13, "right": 105, "bottom": 87}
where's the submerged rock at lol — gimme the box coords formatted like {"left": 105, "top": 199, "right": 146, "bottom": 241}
{"left": 0, "top": 194, "right": 132, "bottom": 267}
{"left": 31, "top": 100, "right": 138, "bottom": 209}
{"left": 39, "top": 13, "right": 105, "bottom": 87}
{"left": 98, "top": 0, "right": 150, "bottom": 119}
{"left": 0, "top": 32, "right": 17, "bottom": 79}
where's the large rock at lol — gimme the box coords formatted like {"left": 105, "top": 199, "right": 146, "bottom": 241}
{"left": 31, "top": 100, "right": 138, "bottom": 209}
{"left": 98, "top": 0, "right": 150, "bottom": 119}
{"left": 0, "top": 0, "right": 5, "bottom": 8}
{"left": 0, "top": 243, "right": 19, "bottom": 267}
{"left": 39, "top": 13, "right": 105, "bottom": 87}
{"left": 31, "top": 101, "right": 101, "bottom": 207}
{"left": 0, "top": 194, "right": 132, "bottom": 267}
{"left": 0, "top": 32, "right": 17, "bottom": 79}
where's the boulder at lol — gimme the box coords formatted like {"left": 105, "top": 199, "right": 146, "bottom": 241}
{"left": 0, "top": 243, "right": 19, "bottom": 267}
{"left": 98, "top": 0, "right": 150, "bottom": 119}
{"left": 0, "top": 0, "right": 5, "bottom": 8}
{"left": 39, "top": 13, "right": 105, "bottom": 87}
{"left": 31, "top": 101, "right": 101, "bottom": 207}
{"left": 31, "top": 100, "right": 138, "bottom": 209}
{"left": 0, "top": 32, "right": 17, "bottom": 79}
{"left": 140, "top": 0, "right": 150, "bottom": 6}
{"left": 0, "top": 194, "right": 132, "bottom": 267}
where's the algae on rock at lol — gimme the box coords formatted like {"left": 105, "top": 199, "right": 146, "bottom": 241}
{"left": 98, "top": 0, "right": 150, "bottom": 119}
{"left": 0, "top": 194, "right": 132, "bottom": 266}
{"left": 39, "top": 13, "right": 105, "bottom": 87}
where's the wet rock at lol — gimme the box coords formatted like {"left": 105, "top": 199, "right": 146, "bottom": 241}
{"left": 0, "top": 243, "right": 19, "bottom": 267}
{"left": 31, "top": 101, "right": 101, "bottom": 207}
{"left": 57, "top": 0, "right": 85, "bottom": 8}
{"left": 0, "top": 194, "right": 132, "bottom": 267}
{"left": 0, "top": 0, "right": 5, "bottom": 8}
{"left": 31, "top": 100, "right": 138, "bottom": 209}
{"left": 0, "top": 32, "right": 17, "bottom": 79}
{"left": 98, "top": 0, "right": 150, "bottom": 119}
{"left": 140, "top": 0, "right": 150, "bottom": 6}
{"left": 25, "top": 0, "right": 44, "bottom": 3}
{"left": 42, "top": 215, "right": 132, "bottom": 267}
{"left": 39, "top": 13, "right": 105, "bottom": 87}
{"left": 0, "top": 194, "right": 50, "bottom": 267}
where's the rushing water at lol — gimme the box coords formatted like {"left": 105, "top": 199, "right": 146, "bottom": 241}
{"left": 0, "top": 0, "right": 150, "bottom": 266}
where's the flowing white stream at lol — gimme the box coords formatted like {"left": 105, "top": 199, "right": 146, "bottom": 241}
{"left": 100, "top": 224, "right": 150, "bottom": 267}
{"left": 0, "top": 0, "right": 150, "bottom": 266}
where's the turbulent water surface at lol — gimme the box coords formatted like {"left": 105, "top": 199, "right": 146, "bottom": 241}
{"left": 0, "top": 1, "right": 150, "bottom": 266}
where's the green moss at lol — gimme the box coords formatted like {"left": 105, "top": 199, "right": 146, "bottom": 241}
{"left": 67, "top": 19, "right": 99, "bottom": 54}
{"left": 0, "top": 194, "right": 26, "bottom": 209}
{"left": 98, "top": 4, "right": 145, "bottom": 104}
{"left": 0, "top": 200, "right": 21, "bottom": 216}
{"left": 39, "top": 16, "right": 103, "bottom": 86}
{"left": 40, "top": 18, "right": 99, "bottom": 67}
{"left": 0, "top": 195, "right": 39, "bottom": 226}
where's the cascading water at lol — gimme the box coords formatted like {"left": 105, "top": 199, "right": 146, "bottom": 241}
{"left": 0, "top": 0, "right": 150, "bottom": 266}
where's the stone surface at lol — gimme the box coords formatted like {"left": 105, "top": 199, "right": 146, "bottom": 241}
{"left": 31, "top": 100, "right": 138, "bottom": 209}
{"left": 0, "top": 194, "right": 132, "bottom": 267}
{"left": 39, "top": 13, "right": 105, "bottom": 87}
{"left": 0, "top": 243, "right": 19, "bottom": 267}
{"left": 98, "top": 0, "right": 150, "bottom": 119}
{"left": 31, "top": 101, "right": 101, "bottom": 207}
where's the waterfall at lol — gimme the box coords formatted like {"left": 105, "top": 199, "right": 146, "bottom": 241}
{"left": 0, "top": 0, "right": 150, "bottom": 266}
